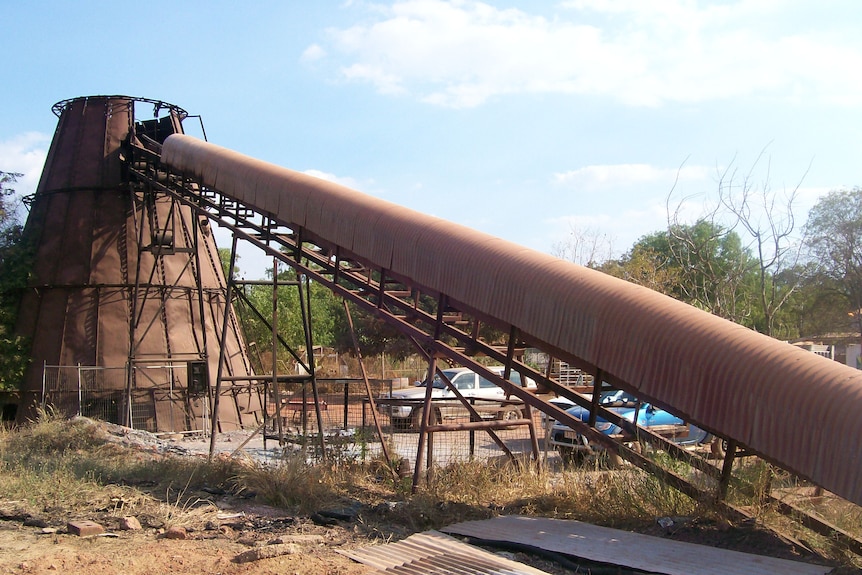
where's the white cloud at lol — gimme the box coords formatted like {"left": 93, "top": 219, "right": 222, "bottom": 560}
{"left": 553, "top": 163, "right": 711, "bottom": 189}
{"left": 311, "top": 0, "right": 862, "bottom": 108}
{"left": 0, "top": 132, "right": 49, "bottom": 198}
{"left": 301, "top": 43, "right": 327, "bottom": 63}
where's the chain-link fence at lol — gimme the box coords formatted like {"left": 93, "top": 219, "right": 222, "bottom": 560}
{"left": 40, "top": 365, "right": 545, "bottom": 464}
{"left": 41, "top": 363, "right": 221, "bottom": 433}
{"left": 265, "top": 379, "right": 545, "bottom": 465}
{"left": 42, "top": 364, "right": 129, "bottom": 423}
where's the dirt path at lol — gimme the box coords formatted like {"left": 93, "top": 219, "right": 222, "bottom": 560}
{"left": 0, "top": 511, "right": 375, "bottom": 575}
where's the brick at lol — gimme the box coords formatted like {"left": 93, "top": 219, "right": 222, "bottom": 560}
{"left": 67, "top": 520, "right": 105, "bottom": 537}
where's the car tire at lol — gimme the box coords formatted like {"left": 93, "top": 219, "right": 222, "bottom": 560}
{"left": 410, "top": 408, "right": 440, "bottom": 430}
{"left": 497, "top": 408, "right": 522, "bottom": 421}
{"left": 710, "top": 437, "right": 728, "bottom": 459}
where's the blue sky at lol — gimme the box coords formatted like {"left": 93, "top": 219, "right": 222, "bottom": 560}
{"left": 2, "top": 1, "right": 860, "bottom": 278}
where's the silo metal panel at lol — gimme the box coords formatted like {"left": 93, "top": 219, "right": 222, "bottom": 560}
{"left": 56, "top": 189, "right": 95, "bottom": 285}
{"left": 19, "top": 98, "right": 256, "bottom": 431}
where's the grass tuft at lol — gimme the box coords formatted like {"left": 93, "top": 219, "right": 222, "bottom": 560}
{"left": 1, "top": 416, "right": 860, "bottom": 569}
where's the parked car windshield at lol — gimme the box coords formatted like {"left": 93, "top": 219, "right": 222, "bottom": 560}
{"left": 425, "top": 369, "right": 471, "bottom": 389}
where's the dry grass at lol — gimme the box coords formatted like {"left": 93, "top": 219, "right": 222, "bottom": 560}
{"left": 1, "top": 414, "right": 860, "bottom": 569}
{"left": 0, "top": 410, "right": 240, "bottom": 529}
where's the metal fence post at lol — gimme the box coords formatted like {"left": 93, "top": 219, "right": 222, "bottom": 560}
{"left": 41, "top": 361, "right": 47, "bottom": 410}
{"left": 343, "top": 380, "right": 349, "bottom": 430}
{"left": 125, "top": 362, "right": 134, "bottom": 429}
{"left": 76, "top": 363, "right": 82, "bottom": 417}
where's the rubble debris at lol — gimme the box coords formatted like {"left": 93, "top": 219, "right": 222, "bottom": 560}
{"left": 233, "top": 543, "right": 300, "bottom": 564}
{"left": 120, "top": 516, "right": 142, "bottom": 531}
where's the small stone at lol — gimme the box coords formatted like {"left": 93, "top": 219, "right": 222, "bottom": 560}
{"left": 164, "top": 526, "right": 187, "bottom": 540}
{"left": 23, "top": 517, "right": 48, "bottom": 528}
{"left": 120, "top": 516, "right": 142, "bottom": 531}
{"left": 233, "top": 543, "right": 299, "bottom": 564}
{"left": 67, "top": 520, "right": 105, "bottom": 537}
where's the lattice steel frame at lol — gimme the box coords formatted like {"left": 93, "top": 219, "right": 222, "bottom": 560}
{"left": 126, "top": 139, "right": 862, "bottom": 554}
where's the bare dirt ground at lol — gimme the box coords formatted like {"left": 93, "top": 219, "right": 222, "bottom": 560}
{"left": 0, "top": 504, "right": 373, "bottom": 575}
{"left": 0, "top": 422, "right": 853, "bottom": 575}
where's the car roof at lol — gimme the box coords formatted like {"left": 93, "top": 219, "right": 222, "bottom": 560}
{"left": 442, "top": 366, "right": 507, "bottom": 373}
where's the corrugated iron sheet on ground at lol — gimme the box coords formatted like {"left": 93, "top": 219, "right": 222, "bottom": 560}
{"left": 442, "top": 515, "right": 830, "bottom": 575}
{"left": 340, "top": 530, "right": 551, "bottom": 575}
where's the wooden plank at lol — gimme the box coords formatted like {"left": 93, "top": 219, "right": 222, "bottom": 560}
{"left": 442, "top": 516, "right": 830, "bottom": 575}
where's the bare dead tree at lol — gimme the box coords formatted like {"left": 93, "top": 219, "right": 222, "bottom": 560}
{"left": 665, "top": 169, "right": 754, "bottom": 324}
{"left": 551, "top": 223, "right": 615, "bottom": 267}
{"left": 716, "top": 148, "right": 809, "bottom": 336}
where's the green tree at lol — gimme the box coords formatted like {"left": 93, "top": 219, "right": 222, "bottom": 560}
{"left": 235, "top": 265, "right": 347, "bottom": 369}
{"left": 217, "top": 247, "right": 240, "bottom": 280}
{"left": 775, "top": 264, "right": 847, "bottom": 339}
{"left": 600, "top": 220, "right": 756, "bottom": 325}
{"left": 0, "top": 171, "right": 33, "bottom": 390}
{"left": 803, "top": 187, "right": 862, "bottom": 339}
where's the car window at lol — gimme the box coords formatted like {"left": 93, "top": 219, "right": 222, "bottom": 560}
{"left": 478, "top": 374, "right": 498, "bottom": 388}
{"left": 428, "top": 376, "right": 447, "bottom": 389}
{"left": 509, "top": 372, "right": 522, "bottom": 386}
{"left": 452, "top": 372, "right": 475, "bottom": 390}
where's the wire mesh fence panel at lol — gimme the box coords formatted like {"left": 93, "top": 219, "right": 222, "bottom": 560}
{"left": 82, "top": 367, "right": 127, "bottom": 424}
{"left": 371, "top": 400, "right": 544, "bottom": 467}
{"left": 42, "top": 366, "right": 127, "bottom": 423}
{"left": 41, "top": 366, "right": 81, "bottom": 417}
{"left": 40, "top": 366, "right": 543, "bottom": 465}
{"left": 257, "top": 377, "right": 546, "bottom": 465}
{"left": 41, "top": 364, "right": 211, "bottom": 433}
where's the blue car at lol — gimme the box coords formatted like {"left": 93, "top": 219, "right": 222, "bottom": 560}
{"left": 547, "top": 390, "right": 712, "bottom": 464}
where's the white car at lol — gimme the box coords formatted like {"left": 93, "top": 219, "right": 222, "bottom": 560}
{"left": 379, "top": 366, "right": 536, "bottom": 430}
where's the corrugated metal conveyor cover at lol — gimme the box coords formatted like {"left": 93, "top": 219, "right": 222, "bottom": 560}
{"left": 162, "top": 134, "right": 862, "bottom": 505}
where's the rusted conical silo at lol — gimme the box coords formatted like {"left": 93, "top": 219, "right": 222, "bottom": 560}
{"left": 14, "top": 95, "right": 260, "bottom": 432}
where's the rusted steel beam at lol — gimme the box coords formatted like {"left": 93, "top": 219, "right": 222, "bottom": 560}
{"left": 342, "top": 300, "right": 394, "bottom": 472}
{"left": 209, "top": 235, "right": 238, "bottom": 458}
{"left": 270, "top": 256, "right": 285, "bottom": 444}
{"left": 148, "top": 164, "right": 821, "bottom": 532}
{"left": 219, "top": 374, "right": 310, "bottom": 382}
{"left": 413, "top": 355, "right": 438, "bottom": 492}
{"left": 425, "top": 418, "right": 533, "bottom": 432}
{"left": 296, "top": 272, "right": 326, "bottom": 457}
